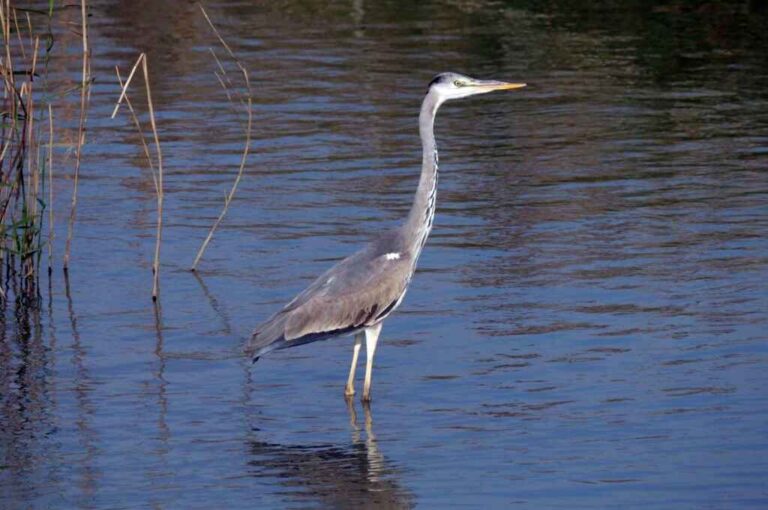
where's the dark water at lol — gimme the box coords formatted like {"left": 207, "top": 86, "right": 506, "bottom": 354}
{"left": 2, "top": 1, "right": 768, "bottom": 508}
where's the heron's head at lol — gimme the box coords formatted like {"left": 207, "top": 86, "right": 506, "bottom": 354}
{"left": 427, "top": 72, "right": 526, "bottom": 103}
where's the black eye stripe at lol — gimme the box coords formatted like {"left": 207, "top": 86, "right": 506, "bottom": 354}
{"left": 427, "top": 74, "right": 467, "bottom": 92}
{"left": 428, "top": 75, "right": 446, "bottom": 88}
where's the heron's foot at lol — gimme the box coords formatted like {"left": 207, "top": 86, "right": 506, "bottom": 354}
{"left": 361, "top": 392, "right": 372, "bottom": 403}
{"left": 344, "top": 385, "right": 355, "bottom": 397}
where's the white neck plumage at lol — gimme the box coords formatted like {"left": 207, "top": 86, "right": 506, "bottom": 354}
{"left": 404, "top": 90, "right": 444, "bottom": 257}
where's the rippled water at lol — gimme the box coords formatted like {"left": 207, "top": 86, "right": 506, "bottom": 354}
{"left": 2, "top": 1, "right": 767, "bottom": 508}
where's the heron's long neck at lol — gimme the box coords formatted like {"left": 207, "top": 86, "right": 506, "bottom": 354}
{"left": 405, "top": 92, "right": 441, "bottom": 254}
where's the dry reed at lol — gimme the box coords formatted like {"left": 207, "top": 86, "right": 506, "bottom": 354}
{"left": 112, "top": 53, "right": 165, "bottom": 301}
{"left": 114, "top": 66, "right": 157, "bottom": 187}
{"left": 47, "top": 104, "right": 53, "bottom": 274}
{"left": 63, "top": 0, "right": 91, "bottom": 271}
{"left": 190, "top": 4, "right": 253, "bottom": 271}
{"left": 0, "top": 2, "right": 53, "bottom": 295}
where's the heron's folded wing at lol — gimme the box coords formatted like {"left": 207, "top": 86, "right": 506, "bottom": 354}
{"left": 282, "top": 251, "right": 412, "bottom": 341}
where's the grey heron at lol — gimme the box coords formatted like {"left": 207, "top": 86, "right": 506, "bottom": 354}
{"left": 246, "top": 72, "right": 526, "bottom": 401}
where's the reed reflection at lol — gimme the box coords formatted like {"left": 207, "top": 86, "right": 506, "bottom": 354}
{"left": 0, "top": 293, "right": 52, "bottom": 496}
{"left": 150, "top": 300, "right": 170, "bottom": 463}
{"left": 246, "top": 400, "right": 413, "bottom": 509}
{"left": 64, "top": 272, "right": 99, "bottom": 506}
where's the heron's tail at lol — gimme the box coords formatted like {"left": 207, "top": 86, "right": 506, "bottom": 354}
{"left": 245, "top": 312, "right": 289, "bottom": 362}
{"left": 246, "top": 309, "right": 357, "bottom": 362}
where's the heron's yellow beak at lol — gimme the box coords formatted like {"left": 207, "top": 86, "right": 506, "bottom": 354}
{"left": 472, "top": 80, "right": 527, "bottom": 91}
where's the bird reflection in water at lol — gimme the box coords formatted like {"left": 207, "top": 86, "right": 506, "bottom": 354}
{"left": 246, "top": 400, "right": 413, "bottom": 509}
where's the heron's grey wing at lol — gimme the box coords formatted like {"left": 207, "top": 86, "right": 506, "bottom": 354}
{"left": 247, "top": 245, "right": 413, "bottom": 359}
{"left": 283, "top": 251, "right": 412, "bottom": 339}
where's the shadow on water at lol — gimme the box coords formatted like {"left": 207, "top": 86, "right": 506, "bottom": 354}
{"left": 0, "top": 274, "right": 97, "bottom": 505}
{"left": 246, "top": 401, "right": 414, "bottom": 509}
{"left": 148, "top": 299, "right": 171, "bottom": 488}
{"left": 192, "top": 271, "right": 234, "bottom": 337}
{"left": 62, "top": 273, "right": 99, "bottom": 508}
{"left": 0, "top": 294, "right": 50, "bottom": 495}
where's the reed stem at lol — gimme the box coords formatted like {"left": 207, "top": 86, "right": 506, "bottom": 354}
{"left": 63, "top": 0, "right": 91, "bottom": 270}
{"left": 113, "top": 53, "right": 164, "bottom": 301}
{"left": 190, "top": 4, "right": 253, "bottom": 271}
{"left": 47, "top": 104, "right": 54, "bottom": 274}
{"left": 141, "top": 56, "right": 164, "bottom": 302}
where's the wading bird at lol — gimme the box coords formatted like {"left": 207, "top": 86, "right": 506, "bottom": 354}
{"left": 246, "top": 73, "right": 526, "bottom": 401}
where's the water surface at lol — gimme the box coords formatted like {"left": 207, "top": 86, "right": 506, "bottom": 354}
{"left": 1, "top": 1, "right": 767, "bottom": 508}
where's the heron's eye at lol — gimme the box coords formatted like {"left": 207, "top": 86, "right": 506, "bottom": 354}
{"left": 453, "top": 80, "right": 464, "bottom": 87}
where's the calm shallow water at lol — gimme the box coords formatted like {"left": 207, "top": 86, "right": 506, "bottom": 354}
{"left": 2, "top": 1, "right": 767, "bottom": 508}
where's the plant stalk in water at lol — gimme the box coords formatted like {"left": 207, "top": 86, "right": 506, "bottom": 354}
{"left": 112, "top": 53, "right": 164, "bottom": 301}
{"left": 63, "top": 0, "right": 92, "bottom": 271}
{"left": 190, "top": 4, "right": 253, "bottom": 271}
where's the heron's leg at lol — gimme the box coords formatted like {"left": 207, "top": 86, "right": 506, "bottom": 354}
{"left": 345, "top": 332, "right": 364, "bottom": 396}
{"left": 362, "top": 322, "right": 383, "bottom": 402}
